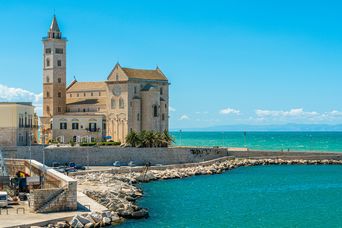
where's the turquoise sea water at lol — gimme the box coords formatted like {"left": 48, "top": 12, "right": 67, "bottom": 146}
{"left": 170, "top": 131, "right": 342, "bottom": 152}
{"left": 120, "top": 165, "right": 342, "bottom": 228}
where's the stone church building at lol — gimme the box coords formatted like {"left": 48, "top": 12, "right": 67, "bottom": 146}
{"left": 40, "top": 16, "right": 169, "bottom": 143}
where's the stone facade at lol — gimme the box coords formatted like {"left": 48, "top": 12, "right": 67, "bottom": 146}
{"left": 0, "top": 102, "right": 38, "bottom": 146}
{"left": 41, "top": 15, "right": 169, "bottom": 144}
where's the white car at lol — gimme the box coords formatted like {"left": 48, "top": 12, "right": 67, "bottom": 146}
{"left": 0, "top": 191, "right": 8, "bottom": 208}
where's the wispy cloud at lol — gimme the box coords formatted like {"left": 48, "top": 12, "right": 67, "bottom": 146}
{"left": 254, "top": 108, "right": 342, "bottom": 123}
{"left": 219, "top": 108, "right": 240, "bottom": 115}
{"left": 179, "top": 114, "right": 190, "bottom": 120}
{"left": 255, "top": 108, "right": 318, "bottom": 118}
{"left": 169, "top": 106, "right": 176, "bottom": 112}
{"left": 0, "top": 84, "right": 43, "bottom": 115}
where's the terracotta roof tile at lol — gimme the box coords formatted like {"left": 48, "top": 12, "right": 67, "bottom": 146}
{"left": 67, "top": 81, "right": 106, "bottom": 92}
{"left": 122, "top": 67, "right": 168, "bottom": 81}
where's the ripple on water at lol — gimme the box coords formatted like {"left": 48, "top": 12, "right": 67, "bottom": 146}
{"left": 119, "top": 165, "right": 342, "bottom": 228}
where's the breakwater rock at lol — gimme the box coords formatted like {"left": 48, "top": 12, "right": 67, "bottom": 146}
{"left": 75, "top": 158, "right": 342, "bottom": 225}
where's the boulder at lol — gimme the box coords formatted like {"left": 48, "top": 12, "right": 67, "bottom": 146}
{"left": 131, "top": 208, "right": 149, "bottom": 219}
{"left": 102, "top": 216, "right": 111, "bottom": 225}
{"left": 84, "top": 223, "right": 95, "bottom": 228}
{"left": 55, "top": 221, "right": 69, "bottom": 228}
{"left": 101, "top": 210, "right": 112, "bottom": 218}
{"left": 70, "top": 217, "right": 81, "bottom": 228}
{"left": 90, "top": 212, "right": 103, "bottom": 223}
{"left": 75, "top": 215, "right": 92, "bottom": 225}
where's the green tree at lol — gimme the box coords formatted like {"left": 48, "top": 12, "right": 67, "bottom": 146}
{"left": 125, "top": 130, "right": 141, "bottom": 147}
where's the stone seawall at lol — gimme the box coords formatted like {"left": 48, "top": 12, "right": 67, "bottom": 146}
{"left": 1, "top": 146, "right": 229, "bottom": 166}
{"left": 1, "top": 145, "right": 342, "bottom": 166}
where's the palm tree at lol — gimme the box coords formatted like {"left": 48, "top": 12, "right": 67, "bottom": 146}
{"left": 161, "top": 129, "right": 174, "bottom": 147}
{"left": 125, "top": 130, "right": 141, "bottom": 147}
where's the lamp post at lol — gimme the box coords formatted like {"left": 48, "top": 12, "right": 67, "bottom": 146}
{"left": 29, "top": 132, "right": 32, "bottom": 176}
{"left": 179, "top": 129, "right": 182, "bottom": 146}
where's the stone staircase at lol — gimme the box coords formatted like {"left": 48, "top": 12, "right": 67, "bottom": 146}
{"left": 36, "top": 188, "right": 67, "bottom": 213}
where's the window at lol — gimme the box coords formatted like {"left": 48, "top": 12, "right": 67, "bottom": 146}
{"left": 45, "top": 48, "right": 51, "bottom": 54}
{"left": 89, "top": 123, "right": 97, "bottom": 132}
{"left": 119, "top": 98, "right": 124, "bottom": 109}
{"left": 58, "top": 92, "right": 61, "bottom": 98}
{"left": 165, "top": 104, "right": 167, "bottom": 108}
{"left": 46, "top": 76, "right": 50, "bottom": 83}
{"left": 83, "top": 108, "right": 86, "bottom": 112}
{"left": 70, "top": 93, "right": 72, "bottom": 97}
{"left": 72, "top": 123, "right": 79, "bottom": 130}
{"left": 19, "top": 114, "right": 23, "bottom": 128}
{"left": 60, "top": 122, "right": 67, "bottom": 130}
{"left": 47, "top": 91, "right": 50, "bottom": 97}
{"left": 58, "top": 78, "right": 61, "bottom": 83}
{"left": 153, "top": 105, "right": 158, "bottom": 117}
{"left": 46, "top": 105, "right": 50, "bottom": 112}
{"left": 137, "top": 113, "right": 140, "bottom": 121}
{"left": 84, "top": 92, "right": 86, "bottom": 97}
{"left": 46, "top": 58, "right": 50, "bottom": 67}
{"left": 55, "top": 48, "right": 64, "bottom": 54}
{"left": 111, "top": 99, "right": 116, "bottom": 109}
{"left": 160, "top": 87, "right": 163, "bottom": 95}
{"left": 28, "top": 115, "right": 32, "bottom": 127}
{"left": 134, "top": 86, "right": 137, "bottom": 94}
{"left": 99, "top": 92, "right": 101, "bottom": 96}
{"left": 116, "top": 74, "right": 119, "bottom": 81}
{"left": 57, "top": 60, "right": 62, "bottom": 67}
{"left": 77, "top": 93, "right": 79, "bottom": 97}
{"left": 162, "top": 113, "right": 165, "bottom": 121}
{"left": 58, "top": 107, "right": 62, "bottom": 113}
{"left": 91, "top": 92, "right": 93, "bottom": 96}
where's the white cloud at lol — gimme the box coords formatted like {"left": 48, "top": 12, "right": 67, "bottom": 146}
{"left": 255, "top": 108, "right": 318, "bottom": 118}
{"left": 330, "top": 110, "right": 342, "bottom": 116}
{"left": 169, "top": 106, "right": 176, "bottom": 112}
{"left": 179, "top": 115, "right": 190, "bottom": 120}
{"left": 0, "top": 84, "right": 43, "bottom": 115}
{"left": 219, "top": 108, "right": 240, "bottom": 115}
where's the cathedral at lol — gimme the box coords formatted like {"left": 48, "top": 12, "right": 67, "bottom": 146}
{"left": 40, "top": 16, "right": 169, "bottom": 144}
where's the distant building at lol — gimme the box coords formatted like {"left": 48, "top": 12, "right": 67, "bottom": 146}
{"left": 0, "top": 102, "right": 38, "bottom": 146}
{"left": 40, "top": 16, "right": 170, "bottom": 144}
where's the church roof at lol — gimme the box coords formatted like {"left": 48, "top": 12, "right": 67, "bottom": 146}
{"left": 66, "top": 99, "right": 103, "bottom": 105}
{"left": 66, "top": 81, "right": 107, "bottom": 92}
{"left": 122, "top": 67, "right": 168, "bottom": 81}
{"left": 50, "top": 15, "right": 60, "bottom": 32}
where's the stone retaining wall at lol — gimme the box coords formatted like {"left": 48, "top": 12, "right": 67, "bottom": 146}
{"left": 2, "top": 146, "right": 342, "bottom": 167}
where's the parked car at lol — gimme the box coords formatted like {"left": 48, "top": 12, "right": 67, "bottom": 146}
{"left": 0, "top": 192, "right": 8, "bottom": 208}
{"left": 68, "top": 162, "right": 86, "bottom": 170}
{"left": 113, "top": 161, "right": 127, "bottom": 167}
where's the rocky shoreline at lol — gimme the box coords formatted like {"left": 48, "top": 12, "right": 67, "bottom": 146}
{"left": 72, "top": 157, "right": 342, "bottom": 227}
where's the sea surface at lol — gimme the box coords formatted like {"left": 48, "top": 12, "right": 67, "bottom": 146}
{"left": 170, "top": 131, "right": 342, "bottom": 152}
{"left": 119, "top": 165, "right": 342, "bottom": 228}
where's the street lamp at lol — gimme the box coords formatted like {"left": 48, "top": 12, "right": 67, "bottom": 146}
{"left": 29, "top": 132, "right": 32, "bottom": 176}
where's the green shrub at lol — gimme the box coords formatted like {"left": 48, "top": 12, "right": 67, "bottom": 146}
{"left": 80, "top": 142, "right": 97, "bottom": 147}
{"left": 97, "top": 141, "right": 121, "bottom": 146}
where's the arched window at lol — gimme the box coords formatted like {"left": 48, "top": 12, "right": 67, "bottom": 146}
{"left": 153, "top": 105, "right": 158, "bottom": 117}
{"left": 111, "top": 99, "right": 116, "bottom": 109}
{"left": 46, "top": 91, "right": 50, "bottom": 97}
{"left": 58, "top": 92, "right": 62, "bottom": 98}
{"left": 46, "top": 58, "right": 50, "bottom": 67}
{"left": 46, "top": 76, "right": 50, "bottom": 83}
{"left": 46, "top": 105, "right": 50, "bottom": 112}
{"left": 119, "top": 98, "right": 124, "bottom": 109}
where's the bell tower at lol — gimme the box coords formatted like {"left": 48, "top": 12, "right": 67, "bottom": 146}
{"left": 42, "top": 15, "right": 67, "bottom": 117}
{"left": 41, "top": 15, "right": 67, "bottom": 142}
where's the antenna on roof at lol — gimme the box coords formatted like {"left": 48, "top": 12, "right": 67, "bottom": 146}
{"left": 73, "top": 75, "right": 77, "bottom": 81}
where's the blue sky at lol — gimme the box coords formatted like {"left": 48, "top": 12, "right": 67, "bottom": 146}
{"left": 0, "top": 0, "right": 342, "bottom": 129}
